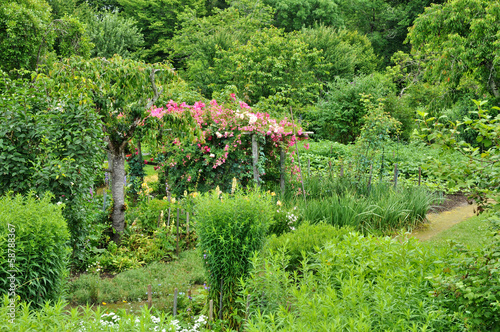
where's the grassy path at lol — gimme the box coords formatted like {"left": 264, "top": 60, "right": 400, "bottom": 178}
{"left": 412, "top": 202, "right": 477, "bottom": 242}
{"left": 411, "top": 200, "right": 492, "bottom": 250}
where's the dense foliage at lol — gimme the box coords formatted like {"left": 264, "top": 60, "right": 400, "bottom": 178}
{"left": 1, "top": 0, "right": 499, "bottom": 330}
{"left": 0, "top": 0, "right": 92, "bottom": 75}
{"left": 263, "top": 0, "right": 343, "bottom": 32}
{"left": 242, "top": 231, "right": 458, "bottom": 331}
{"left": 417, "top": 100, "right": 500, "bottom": 211}
{"left": 85, "top": 10, "right": 144, "bottom": 59}
{"left": 311, "top": 73, "right": 395, "bottom": 142}
{"left": 0, "top": 297, "right": 206, "bottom": 332}
{"left": 0, "top": 72, "right": 103, "bottom": 268}
{"left": 432, "top": 212, "right": 500, "bottom": 330}
{"left": 195, "top": 187, "right": 274, "bottom": 327}
{"left": 118, "top": 0, "right": 206, "bottom": 62}
{"left": 0, "top": 193, "right": 70, "bottom": 307}
{"left": 265, "top": 222, "right": 354, "bottom": 271}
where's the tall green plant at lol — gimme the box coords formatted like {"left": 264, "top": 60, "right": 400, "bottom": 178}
{"left": 312, "top": 73, "right": 395, "bottom": 143}
{"left": 353, "top": 94, "right": 401, "bottom": 179}
{"left": 242, "top": 232, "right": 458, "bottom": 331}
{"left": 195, "top": 187, "right": 273, "bottom": 327}
{"left": 0, "top": 193, "right": 70, "bottom": 307}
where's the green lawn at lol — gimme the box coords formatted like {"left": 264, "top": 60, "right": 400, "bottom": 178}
{"left": 425, "top": 213, "right": 492, "bottom": 251}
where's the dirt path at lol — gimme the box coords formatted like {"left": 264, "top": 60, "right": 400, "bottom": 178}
{"left": 412, "top": 197, "right": 477, "bottom": 241}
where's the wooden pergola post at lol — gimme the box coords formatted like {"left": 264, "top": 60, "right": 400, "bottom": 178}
{"left": 252, "top": 134, "right": 260, "bottom": 185}
{"left": 280, "top": 147, "right": 285, "bottom": 195}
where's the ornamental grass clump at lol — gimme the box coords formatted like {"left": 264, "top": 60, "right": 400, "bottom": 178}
{"left": 195, "top": 186, "right": 273, "bottom": 327}
{"left": 0, "top": 193, "right": 70, "bottom": 308}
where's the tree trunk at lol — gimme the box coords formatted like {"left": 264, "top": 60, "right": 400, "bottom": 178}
{"left": 490, "top": 77, "right": 499, "bottom": 98}
{"left": 110, "top": 147, "right": 126, "bottom": 243}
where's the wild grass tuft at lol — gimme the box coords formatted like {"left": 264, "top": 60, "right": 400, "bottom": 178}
{"left": 288, "top": 175, "right": 440, "bottom": 235}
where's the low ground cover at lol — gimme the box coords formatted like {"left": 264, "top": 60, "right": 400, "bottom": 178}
{"left": 424, "top": 213, "right": 492, "bottom": 251}
{"left": 296, "top": 140, "right": 468, "bottom": 193}
{"left": 68, "top": 250, "right": 204, "bottom": 309}
{"left": 243, "top": 228, "right": 460, "bottom": 331}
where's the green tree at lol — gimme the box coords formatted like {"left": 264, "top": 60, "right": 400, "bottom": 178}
{"left": 208, "top": 27, "right": 324, "bottom": 108}
{"left": 117, "top": 0, "right": 206, "bottom": 62}
{"left": 48, "top": 56, "right": 193, "bottom": 242}
{"left": 406, "top": 0, "right": 500, "bottom": 103}
{"left": 299, "top": 25, "right": 379, "bottom": 83}
{"left": 0, "top": 72, "right": 103, "bottom": 267}
{"left": 77, "top": 0, "right": 122, "bottom": 12}
{"left": 170, "top": 1, "right": 273, "bottom": 84}
{"left": 85, "top": 10, "right": 144, "bottom": 58}
{"left": 339, "top": 0, "right": 446, "bottom": 65}
{"left": 0, "top": 0, "right": 52, "bottom": 73}
{"left": 262, "top": 0, "right": 343, "bottom": 32}
{"left": 0, "top": 0, "right": 92, "bottom": 75}
{"left": 311, "top": 73, "right": 395, "bottom": 143}
{"left": 47, "top": 0, "right": 78, "bottom": 18}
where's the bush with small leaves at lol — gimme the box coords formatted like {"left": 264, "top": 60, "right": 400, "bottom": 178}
{"left": 431, "top": 211, "right": 500, "bottom": 330}
{"left": 265, "top": 222, "right": 354, "bottom": 271}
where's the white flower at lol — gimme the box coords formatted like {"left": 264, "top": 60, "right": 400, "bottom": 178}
{"left": 249, "top": 115, "right": 258, "bottom": 125}
{"left": 209, "top": 153, "right": 215, "bottom": 158}
{"left": 216, "top": 131, "right": 223, "bottom": 138}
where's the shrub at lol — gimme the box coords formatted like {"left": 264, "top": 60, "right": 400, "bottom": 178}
{"left": 93, "top": 197, "right": 196, "bottom": 273}
{"left": 0, "top": 75, "right": 103, "bottom": 270}
{"left": 268, "top": 204, "right": 301, "bottom": 237}
{"left": 431, "top": 211, "right": 500, "bottom": 330}
{"left": 265, "top": 222, "right": 354, "bottom": 271}
{"left": 310, "top": 73, "right": 395, "bottom": 143}
{"left": 299, "top": 26, "right": 379, "bottom": 81}
{"left": 195, "top": 187, "right": 273, "bottom": 327}
{"left": 242, "top": 232, "right": 459, "bottom": 331}
{"left": 126, "top": 198, "right": 172, "bottom": 234}
{"left": 0, "top": 193, "right": 70, "bottom": 307}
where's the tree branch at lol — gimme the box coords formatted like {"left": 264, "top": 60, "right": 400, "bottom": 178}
{"left": 33, "top": 19, "right": 66, "bottom": 82}
{"left": 146, "top": 69, "right": 164, "bottom": 109}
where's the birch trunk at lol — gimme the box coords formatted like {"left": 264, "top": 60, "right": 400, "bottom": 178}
{"left": 110, "top": 147, "right": 126, "bottom": 243}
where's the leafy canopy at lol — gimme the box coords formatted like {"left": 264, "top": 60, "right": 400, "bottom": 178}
{"left": 395, "top": 0, "right": 500, "bottom": 108}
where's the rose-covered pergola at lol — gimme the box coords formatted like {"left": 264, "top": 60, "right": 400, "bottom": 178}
{"left": 147, "top": 97, "right": 312, "bottom": 195}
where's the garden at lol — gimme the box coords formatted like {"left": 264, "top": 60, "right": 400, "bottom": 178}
{"left": 1, "top": 0, "right": 500, "bottom": 331}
